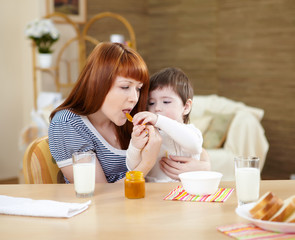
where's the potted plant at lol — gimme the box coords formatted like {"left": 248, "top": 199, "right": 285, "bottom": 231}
{"left": 25, "top": 18, "right": 60, "bottom": 68}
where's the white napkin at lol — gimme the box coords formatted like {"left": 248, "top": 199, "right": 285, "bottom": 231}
{"left": 0, "top": 195, "right": 91, "bottom": 218}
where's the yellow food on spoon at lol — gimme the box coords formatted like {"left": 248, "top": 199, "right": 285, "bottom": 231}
{"left": 126, "top": 112, "right": 146, "bottom": 125}
{"left": 126, "top": 113, "right": 133, "bottom": 122}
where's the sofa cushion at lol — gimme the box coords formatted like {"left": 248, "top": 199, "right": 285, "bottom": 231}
{"left": 192, "top": 95, "right": 264, "bottom": 121}
{"left": 190, "top": 115, "right": 213, "bottom": 134}
{"left": 202, "top": 111, "right": 235, "bottom": 149}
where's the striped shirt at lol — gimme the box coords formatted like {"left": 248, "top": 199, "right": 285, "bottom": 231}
{"left": 48, "top": 109, "right": 127, "bottom": 183}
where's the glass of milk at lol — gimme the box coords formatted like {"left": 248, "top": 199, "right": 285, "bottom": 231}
{"left": 235, "top": 156, "right": 260, "bottom": 206}
{"left": 72, "top": 151, "right": 96, "bottom": 198}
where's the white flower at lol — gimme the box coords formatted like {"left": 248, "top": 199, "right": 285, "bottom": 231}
{"left": 25, "top": 18, "right": 60, "bottom": 53}
{"left": 25, "top": 19, "right": 60, "bottom": 39}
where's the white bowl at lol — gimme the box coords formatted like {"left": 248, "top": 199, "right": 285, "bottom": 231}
{"left": 178, "top": 171, "right": 223, "bottom": 195}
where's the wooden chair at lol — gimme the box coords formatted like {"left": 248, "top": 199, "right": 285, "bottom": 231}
{"left": 23, "top": 136, "right": 65, "bottom": 184}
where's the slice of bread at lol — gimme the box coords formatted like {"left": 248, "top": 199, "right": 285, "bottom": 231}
{"left": 251, "top": 195, "right": 280, "bottom": 219}
{"left": 249, "top": 191, "right": 275, "bottom": 216}
{"left": 270, "top": 196, "right": 295, "bottom": 222}
{"left": 261, "top": 198, "right": 284, "bottom": 220}
{"left": 285, "top": 206, "right": 295, "bottom": 223}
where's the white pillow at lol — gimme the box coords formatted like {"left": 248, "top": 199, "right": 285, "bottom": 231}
{"left": 192, "top": 95, "right": 264, "bottom": 121}
{"left": 190, "top": 115, "right": 213, "bottom": 134}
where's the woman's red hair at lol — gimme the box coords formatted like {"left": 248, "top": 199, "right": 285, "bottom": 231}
{"left": 50, "top": 42, "right": 149, "bottom": 149}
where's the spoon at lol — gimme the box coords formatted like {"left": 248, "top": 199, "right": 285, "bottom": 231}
{"left": 125, "top": 112, "right": 133, "bottom": 122}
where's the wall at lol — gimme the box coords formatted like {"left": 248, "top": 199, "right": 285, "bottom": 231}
{"left": 216, "top": 0, "right": 295, "bottom": 179}
{"left": 87, "top": 0, "right": 295, "bottom": 179}
{"left": 0, "top": 0, "right": 294, "bottom": 180}
{"left": 0, "top": 0, "right": 44, "bottom": 180}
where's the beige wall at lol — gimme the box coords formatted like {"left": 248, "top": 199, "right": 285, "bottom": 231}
{"left": 0, "top": 0, "right": 45, "bottom": 180}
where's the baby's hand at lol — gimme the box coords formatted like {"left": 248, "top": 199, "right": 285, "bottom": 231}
{"left": 131, "top": 125, "right": 149, "bottom": 150}
{"left": 132, "top": 111, "right": 158, "bottom": 126}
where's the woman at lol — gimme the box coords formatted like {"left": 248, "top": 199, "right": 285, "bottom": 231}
{"left": 49, "top": 42, "right": 210, "bottom": 183}
{"left": 49, "top": 42, "right": 161, "bottom": 183}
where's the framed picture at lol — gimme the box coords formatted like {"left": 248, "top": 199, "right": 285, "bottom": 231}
{"left": 46, "top": 0, "right": 87, "bottom": 24}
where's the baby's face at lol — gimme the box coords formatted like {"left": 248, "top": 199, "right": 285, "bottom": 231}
{"left": 148, "top": 87, "right": 185, "bottom": 123}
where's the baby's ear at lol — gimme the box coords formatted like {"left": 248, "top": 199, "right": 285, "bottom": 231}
{"left": 183, "top": 99, "right": 192, "bottom": 115}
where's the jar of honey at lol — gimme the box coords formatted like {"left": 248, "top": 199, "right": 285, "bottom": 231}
{"left": 125, "top": 171, "right": 145, "bottom": 199}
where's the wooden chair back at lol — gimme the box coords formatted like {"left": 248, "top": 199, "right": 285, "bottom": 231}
{"left": 23, "top": 136, "right": 65, "bottom": 184}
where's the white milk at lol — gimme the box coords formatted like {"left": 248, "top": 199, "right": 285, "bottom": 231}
{"left": 73, "top": 163, "right": 95, "bottom": 194}
{"left": 235, "top": 167, "right": 260, "bottom": 203}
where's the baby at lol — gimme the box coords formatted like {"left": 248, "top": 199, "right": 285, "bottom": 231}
{"left": 126, "top": 67, "right": 203, "bottom": 182}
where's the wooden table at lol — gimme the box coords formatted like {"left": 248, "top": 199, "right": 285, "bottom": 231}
{"left": 0, "top": 180, "right": 294, "bottom": 240}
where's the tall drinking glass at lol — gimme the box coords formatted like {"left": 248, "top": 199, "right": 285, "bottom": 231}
{"left": 235, "top": 156, "right": 260, "bottom": 206}
{"left": 72, "top": 151, "right": 96, "bottom": 198}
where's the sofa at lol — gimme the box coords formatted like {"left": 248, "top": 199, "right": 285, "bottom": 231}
{"left": 190, "top": 95, "right": 269, "bottom": 181}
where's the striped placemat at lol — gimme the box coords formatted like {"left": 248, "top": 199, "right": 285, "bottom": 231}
{"left": 217, "top": 223, "right": 295, "bottom": 240}
{"left": 163, "top": 186, "right": 234, "bottom": 202}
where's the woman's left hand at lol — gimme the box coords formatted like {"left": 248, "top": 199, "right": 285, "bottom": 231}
{"left": 159, "top": 148, "right": 211, "bottom": 180}
{"left": 134, "top": 125, "right": 162, "bottom": 176}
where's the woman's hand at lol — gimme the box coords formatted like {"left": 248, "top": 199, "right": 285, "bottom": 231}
{"left": 159, "top": 148, "right": 211, "bottom": 180}
{"left": 134, "top": 125, "right": 162, "bottom": 175}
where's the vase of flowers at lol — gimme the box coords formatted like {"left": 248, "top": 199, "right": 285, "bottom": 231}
{"left": 25, "top": 19, "right": 60, "bottom": 68}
